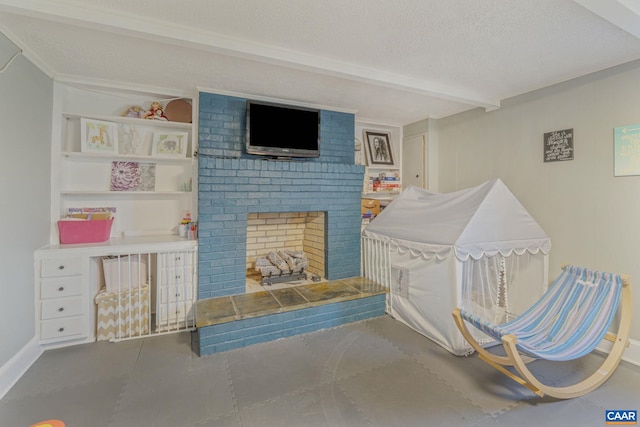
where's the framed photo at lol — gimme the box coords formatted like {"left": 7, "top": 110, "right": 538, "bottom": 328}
{"left": 81, "top": 118, "right": 118, "bottom": 153}
{"left": 363, "top": 130, "right": 395, "bottom": 166}
{"left": 151, "top": 131, "right": 188, "bottom": 158}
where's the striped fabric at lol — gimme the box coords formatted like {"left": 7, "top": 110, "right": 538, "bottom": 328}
{"left": 460, "top": 265, "right": 622, "bottom": 361}
{"left": 95, "top": 285, "right": 150, "bottom": 341}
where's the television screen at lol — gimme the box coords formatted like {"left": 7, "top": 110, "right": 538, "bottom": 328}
{"left": 246, "top": 101, "right": 320, "bottom": 158}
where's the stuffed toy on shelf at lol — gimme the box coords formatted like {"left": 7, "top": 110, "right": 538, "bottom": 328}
{"left": 143, "top": 101, "right": 168, "bottom": 121}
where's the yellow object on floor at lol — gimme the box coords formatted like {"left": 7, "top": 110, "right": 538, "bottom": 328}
{"left": 30, "top": 420, "right": 65, "bottom": 427}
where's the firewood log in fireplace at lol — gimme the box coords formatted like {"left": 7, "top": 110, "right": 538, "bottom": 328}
{"left": 255, "top": 250, "right": 308, "bottom": 277}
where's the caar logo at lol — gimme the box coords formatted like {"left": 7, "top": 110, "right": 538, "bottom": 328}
{"left": 606, "top": 410, "right": 637, "bottom": 425}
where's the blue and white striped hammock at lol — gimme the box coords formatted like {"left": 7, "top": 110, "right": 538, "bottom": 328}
{"left": 459, "top": 265, "right": 623, "bottom": 361}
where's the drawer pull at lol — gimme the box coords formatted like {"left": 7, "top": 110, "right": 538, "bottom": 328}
{"left": 58, "top": 265, "right": 65, "bottom": 270}
{"left": 58, "top": 286, "right": 65, "bottom": 292}
{"left": 58, "top": 307, "right": 64, "bottom": 312}
{"left": 58, "top": 327, "right": 64, "bottom": 332}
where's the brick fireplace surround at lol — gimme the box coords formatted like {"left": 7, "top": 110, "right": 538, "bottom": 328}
{"left": 197, "top": 92, "right": 365, "bottom": 300}
{"left": 195, "top": 92, "right": 384, "bottom": 354}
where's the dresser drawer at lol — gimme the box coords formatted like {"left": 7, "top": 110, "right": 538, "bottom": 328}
{"left": 157, "top": 301, "right": 194, "bottom": 323}
{"left": 41, "top": 316, "right": 85, "bottom": 340}
{"left": 41, "top": 297, "right": 84, "bottom": 320}
{"left": 158, "top": 267, "right": 195, "bottom": 287}
{"left": 158, "top": 252, "right": 194, "bottom": 269}
{"left": 41, "top": 257, "right": 82, "bottom": 277}
{"left": 41, "top": 276, "right": 83, "bottom": 299}
{"left": 158, "top": 285, "right": 194, "bottom": 304}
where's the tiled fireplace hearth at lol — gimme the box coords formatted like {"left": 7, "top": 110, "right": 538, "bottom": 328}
{"left": 195, "top": 92, "right": 385, "bottom": 355}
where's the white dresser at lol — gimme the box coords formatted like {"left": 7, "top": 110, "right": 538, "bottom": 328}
{"left": 35, "top": 236, "right": 197, "bottom": 347}
{"left": 38, "top": 255, "right": 89, "bottom": 343}
{"left": 156, "top": 251, "right": 197, "bottom": 330}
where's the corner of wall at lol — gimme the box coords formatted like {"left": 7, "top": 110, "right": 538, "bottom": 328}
{"left": 0, "top": 337, "right": 42, "bottom": 400}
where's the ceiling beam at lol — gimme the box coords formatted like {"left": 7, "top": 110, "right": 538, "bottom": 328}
{"left": 0, "top": 0, "right": 500, "bottom": 111}
{"left": 574, "top": 0, "right": 640, "bottom": 39}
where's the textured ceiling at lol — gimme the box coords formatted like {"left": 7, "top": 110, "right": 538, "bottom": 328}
{"left": 1, "top": 0, "right": 640, "bottom": 124}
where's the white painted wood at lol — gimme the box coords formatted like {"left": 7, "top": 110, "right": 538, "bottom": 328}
{"left": 40, "top": 316, "right": 85, "bottom": 340}
{"left": 40, "top": 276, "right": 82, "bottom": 299}
{"left": 40, "top": 256, "right": 82, "bottom": 277}
{"left": 357, "top": 120, "right": 403, "bottom": 201}
{"left": 41, "top": 297, "right": 83, "bottom": 319}
{"left": 156, "top": 250, "right": 197, "bottom": 329}
{"left": 36, "top": 242, "right": 198, "bottom": 346}
{"left": 52, "top": 82, "right": 196, "bottom": 241}
{"left": 0, "top": 337, "right": 42, "bottom": 400}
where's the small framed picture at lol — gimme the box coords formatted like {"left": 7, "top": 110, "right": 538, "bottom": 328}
{"left": 81, "top": 118, "right": 119, "bottom": 153}
{"left": 151, "top": 131, "right": 189, "bottom": 158}
{"left": 614, "top": 124, "right": 640, "bottom": 176}
{"left": 363, "top": 130, "right": 395, "bottom": 166}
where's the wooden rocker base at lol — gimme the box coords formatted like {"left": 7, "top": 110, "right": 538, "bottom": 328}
{"left": 452, "top": 274, "right": 632, "bottom": 399}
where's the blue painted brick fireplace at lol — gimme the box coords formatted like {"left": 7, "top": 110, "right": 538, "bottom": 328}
{"left": 197, "top": 92, "right": 366, "bottom": 299}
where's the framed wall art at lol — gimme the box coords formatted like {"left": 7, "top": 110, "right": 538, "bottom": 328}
{"left": 614, "top": 124, "right": 640, "bottom": 177}
{"left": 363, "top": 130, "right": 395, "bottom": 166}
{"left": 110, "top": 161, "right": 156, "bottom": 191}
{"left": 81, "top": 118, "right": 119, "bottom": 153}
{"left": 543, "top": 128, "right": 574, "bottom": 162}
{"left": 151, "top": 131, "right": 188, "bottom": 158}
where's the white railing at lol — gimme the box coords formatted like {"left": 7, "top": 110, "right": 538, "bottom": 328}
{"left": 96, "top": 249, "right": 197, "bottom": 342}
{"left": 362, "top": 236, "right": 391, "bottom": 289}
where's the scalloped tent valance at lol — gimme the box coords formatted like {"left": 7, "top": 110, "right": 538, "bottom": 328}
{"left": 362, "top": 179, "right": 551, "bottom": 261}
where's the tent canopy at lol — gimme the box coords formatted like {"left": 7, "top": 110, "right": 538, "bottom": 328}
{"left": 363, "top": 179, "right": 551, "bottom": 261}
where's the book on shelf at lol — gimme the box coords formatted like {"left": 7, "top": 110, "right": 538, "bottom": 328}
{"left": 372, "top": 182, "right": 401, "bottom": 192}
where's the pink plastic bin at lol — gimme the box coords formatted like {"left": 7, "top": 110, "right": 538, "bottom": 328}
{"left": 58, "top": 219, "right": 113, "bottom": 244}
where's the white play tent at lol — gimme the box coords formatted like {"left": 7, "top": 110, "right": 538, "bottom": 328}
{"left": 362, "top": 179, "right": 551, "bottom": 355}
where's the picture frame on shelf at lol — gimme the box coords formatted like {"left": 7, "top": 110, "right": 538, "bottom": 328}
{"left": 151, "top": 131, "right": 189, "bottom": 158}
{"left": 81, "top": 118, "right": 119, "bottom": 153}
{"left": 363, "top": 130, "right": 395, "bottom": 166}
{"left": 110, "top": 161, "right": 156, "bottom": 192}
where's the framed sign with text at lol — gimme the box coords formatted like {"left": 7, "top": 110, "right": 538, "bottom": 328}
{"left": 544, "top": 129, "right": 574, "bottom": 162}
{"left": 614, "top": 124, "right": 640, "bottom": 176}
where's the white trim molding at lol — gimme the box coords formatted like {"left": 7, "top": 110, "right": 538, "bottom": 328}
{"left": 0, "top": 0, "right": 499, "bottom": 112}
{"left": 0, "top": 337, "right": 42, "bottom": 400}
{"left": 196, "top": 86, "right": 358, "bottom": 115}
{"left": 575, "top": 0, "right": 640, "bottom": 39}
{"left": 597, "top": 337, "right": 640, "bottom": 367}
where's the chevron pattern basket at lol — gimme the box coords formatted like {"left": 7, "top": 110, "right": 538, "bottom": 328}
{"left": 95, "top": 285, "right": 150, "bottom": 341}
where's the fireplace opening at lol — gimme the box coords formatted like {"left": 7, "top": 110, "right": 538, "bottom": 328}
{"left": 246, "top": 212, "right": 326, "bottom": 293}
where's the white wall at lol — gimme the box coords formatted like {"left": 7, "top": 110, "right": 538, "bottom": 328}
{"left": 0, "top": 33, "right": 52, "bottom": 366}
{"left": 403, "top": 118, "right": 439, "bottom": 191}
{"left": 436, "top": 59, "right": 640, "bottom": 341}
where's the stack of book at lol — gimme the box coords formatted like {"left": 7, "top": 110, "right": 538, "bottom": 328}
{"left": 370, "top": 171, "right": 401, "bottom": 193}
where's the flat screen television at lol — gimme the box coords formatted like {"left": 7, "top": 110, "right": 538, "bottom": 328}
{"left": 246, "top": 101, "right": 320, "bottom": 158}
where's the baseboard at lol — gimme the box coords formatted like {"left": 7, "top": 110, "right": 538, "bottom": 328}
{"left": 0, "top": 337, "right": 43, "bottom": 400}
{"left": 596, "top": 337, "right": 640, "bottom": 367}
